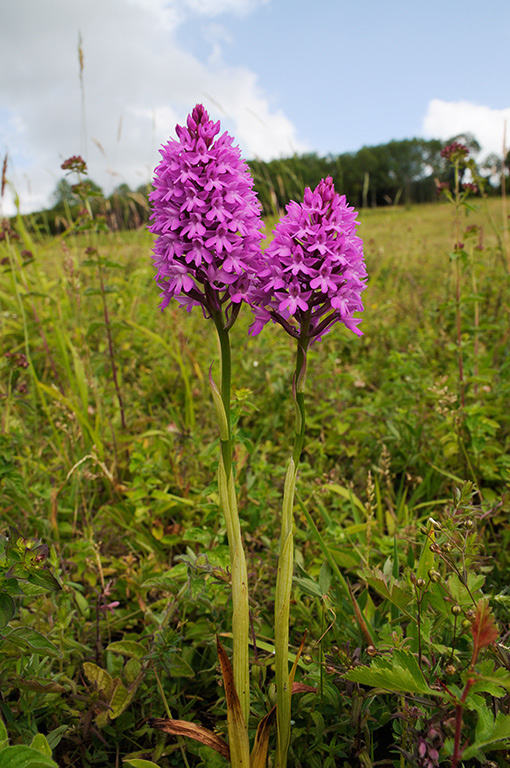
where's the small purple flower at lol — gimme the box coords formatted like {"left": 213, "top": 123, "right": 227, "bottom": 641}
{"left": 149, "top": 104, "right": 263, "bottom": 321}
{"left": 248, "top": 177, "right": 366, "bottom": 342}
{"left": 462, "top": 182, "right": 478, "bottom": 194}
{"left": 441, "top": 142, "right": 469, "bottom": 164}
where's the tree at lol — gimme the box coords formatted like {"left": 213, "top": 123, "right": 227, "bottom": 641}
{"left": 50, "top": 178, "right": 74, "bottom": 206}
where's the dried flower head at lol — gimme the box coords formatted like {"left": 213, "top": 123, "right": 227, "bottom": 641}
{"left": 1, "top": 153, "right": 7, "bottom": 199}
{"left": 248, "top": 177, "right": 366, "bottom": 342}
{"left": 149, "top": 104, "right": 263, "bottom": 322}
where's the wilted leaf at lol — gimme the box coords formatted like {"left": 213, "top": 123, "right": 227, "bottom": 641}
{"left": 471, "top": 600, "right": 499, "bottom": 665}
{"left": 151, "top": 719, "right": 229, "bottom": 760}
{"left": 347, "top": 581, "right": 375, "bottom": 646}
{"left": 216, "top": 638, "right": 250, "bottom": 766}
{"left": 292, "top": 682, "right": 317, "bottom": 695}
{"left": 249, "top": 680, "right": 315, "bottom": 768}
{"left": 250, "top": 707, "right": 276, "bottom": 768}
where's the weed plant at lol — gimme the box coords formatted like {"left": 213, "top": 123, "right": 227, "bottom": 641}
{"left": 0, "top": 140, "right": 509, "bottom": 767}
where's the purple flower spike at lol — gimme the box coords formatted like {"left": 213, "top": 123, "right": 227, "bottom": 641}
{"left": 149, "top": 104, "right": 263, "bottom": 322}
{"left": 248, "top": 177, "right": 366, "bottom": 342}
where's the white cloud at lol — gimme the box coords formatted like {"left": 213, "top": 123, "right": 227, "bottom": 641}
{"left": 0, "top": 0, "right": 303, "bottom": 216}
{"left": 422, "top": 99, "right": 510, "bottom": 159}
{"left": 182, "top": 0, "right": 269, "bottom": 17}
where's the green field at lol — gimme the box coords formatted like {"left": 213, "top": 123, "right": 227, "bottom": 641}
{"left": 1, "top": 197, "right": 510, "bottom": 767}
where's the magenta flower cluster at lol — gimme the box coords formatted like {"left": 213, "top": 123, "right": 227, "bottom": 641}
{"left": 149, "top": 104, "right": 263, "bottom": 319}
{"left": 248, "top": 177, "right": 366, "bottom": 341}
{"left": 440, "top": 141, "right": 469, "bottom": 164}
{"left": 149, "top": 106, "right": 366, "bottom": 342}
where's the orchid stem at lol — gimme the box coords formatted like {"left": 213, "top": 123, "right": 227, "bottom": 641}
{"left": 212, "top": 314, "right": 251, "bottom": 739}
{"left": 275, "top": 323, "right": 310, "bottom": 768}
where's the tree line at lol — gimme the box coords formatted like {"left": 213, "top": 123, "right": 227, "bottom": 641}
{"left": 249, "top": 134, "right": 509, "bottom": 216}
{"left": 28, "top": 133, "right": 509, "bottom": 233}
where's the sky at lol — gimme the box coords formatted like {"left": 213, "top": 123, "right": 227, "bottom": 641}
{"left": 1, "top": 0, "right": 510, "bottom": 215}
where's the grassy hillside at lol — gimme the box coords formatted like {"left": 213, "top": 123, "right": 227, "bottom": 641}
{"left": 0, "top": 197, "right": 509, "bottom": 767}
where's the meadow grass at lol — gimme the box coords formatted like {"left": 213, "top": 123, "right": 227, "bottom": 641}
{"left": 0, "top": 197, "right": 509, "bottom": 767}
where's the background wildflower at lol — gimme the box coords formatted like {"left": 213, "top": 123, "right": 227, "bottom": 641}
{"left": 440, "top": 141, "right": 469, "bottom": 164}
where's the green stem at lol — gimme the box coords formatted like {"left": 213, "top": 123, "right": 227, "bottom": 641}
{"left": 453, "top": 162, "right": 465, "bottom": 409}
{"left": 212, "top": 314, "right": 251, "bottom": 736}
{"left": 214, "top": 311, "right": 233, "bottom": 474}
{"left": 275, "top": 322, "right": 310, "bottom": 768}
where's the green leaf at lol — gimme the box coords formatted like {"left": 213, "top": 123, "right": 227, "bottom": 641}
{"left": 109, "top": 681, "right": 133, "bottom": 719}
{"left": 327, "top": 483, "right": 368, "bottom": 516}
{"left": 26, "top": 570, "right": 61, "bottom": 592}
{"left": 416, "top": 522, "right": 435, "bottom": 581}
{"left": 461, "top": 712, "right": 510, "bottom": 759}
{"left": 294, "top": 576, "right": 323, "bottom": 599}
{"left": 470, "top": 660, "right": 510, "bottom": 697}
{"left": 7, "top": 676, "right": 66, "bottom": 695}
{"left": 318, "top": 560, "right": 332, "bottom": 595}
{"left": 0, "top": 719, "right": 8, "bottom": 749}
{"left": 0, "top": 745, "right": 59, "bottom": 768}
{"left": 0, "top": 595, "right": 15, "bottom": 629}
{"left": 344, "top": 649, "right": 446, "bottom": 697}
{"left": 363, "top": 567, "right": 413, "bottom": 618}
{"left": 107, "top": 641, "right": 146, "bottom": 659}
{"left": 45, "top": 726, "right": 68, "bottom": 752}
{"left": 4, "top": 627, "right": 62, "bottom": 658}
{"left": 83, "top": 662, "right": 113, "bottom": 694}
{"left": 123, "top": 761, "right": 163, "bottom": 768}
{"left": 167, "top": 654, "right": 195, "bottom": 678}
{"left": 29, "top": 735, "right": 51, "bottom": 757}
{"left": 124, "top": 658, "right": 142, "bottom": 685}
{"left": 3, "top": 580, "right": 25, "bottom": 597}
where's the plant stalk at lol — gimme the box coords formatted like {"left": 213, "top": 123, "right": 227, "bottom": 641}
{"left": 212, "top": 315, "right": 251, "bottom": 737}
{"left": 275, "top": 323, "right": 309, "bottom": 768}
{"left": 453, "top": 162, "right": 465, "bottom": 408}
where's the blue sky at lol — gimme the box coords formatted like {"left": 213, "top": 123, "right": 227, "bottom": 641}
{"left": 1, "top": 0, "right": 509, "bottom": 214}
{"left": 215, "top": 0, "right": 510, "bottom": 154}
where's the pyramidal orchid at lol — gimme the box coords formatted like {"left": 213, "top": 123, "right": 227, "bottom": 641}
{"left": 248, "top": 177, "right": 366, "bottom": 768}
{"left": 149, "top": 104, "right": 263, "bottom": 767}
{"left": 149, "top": 103, "right": 263, "bottom": 330}
{"left": 248, "top": 176, "right": 366, "bottom": 343}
